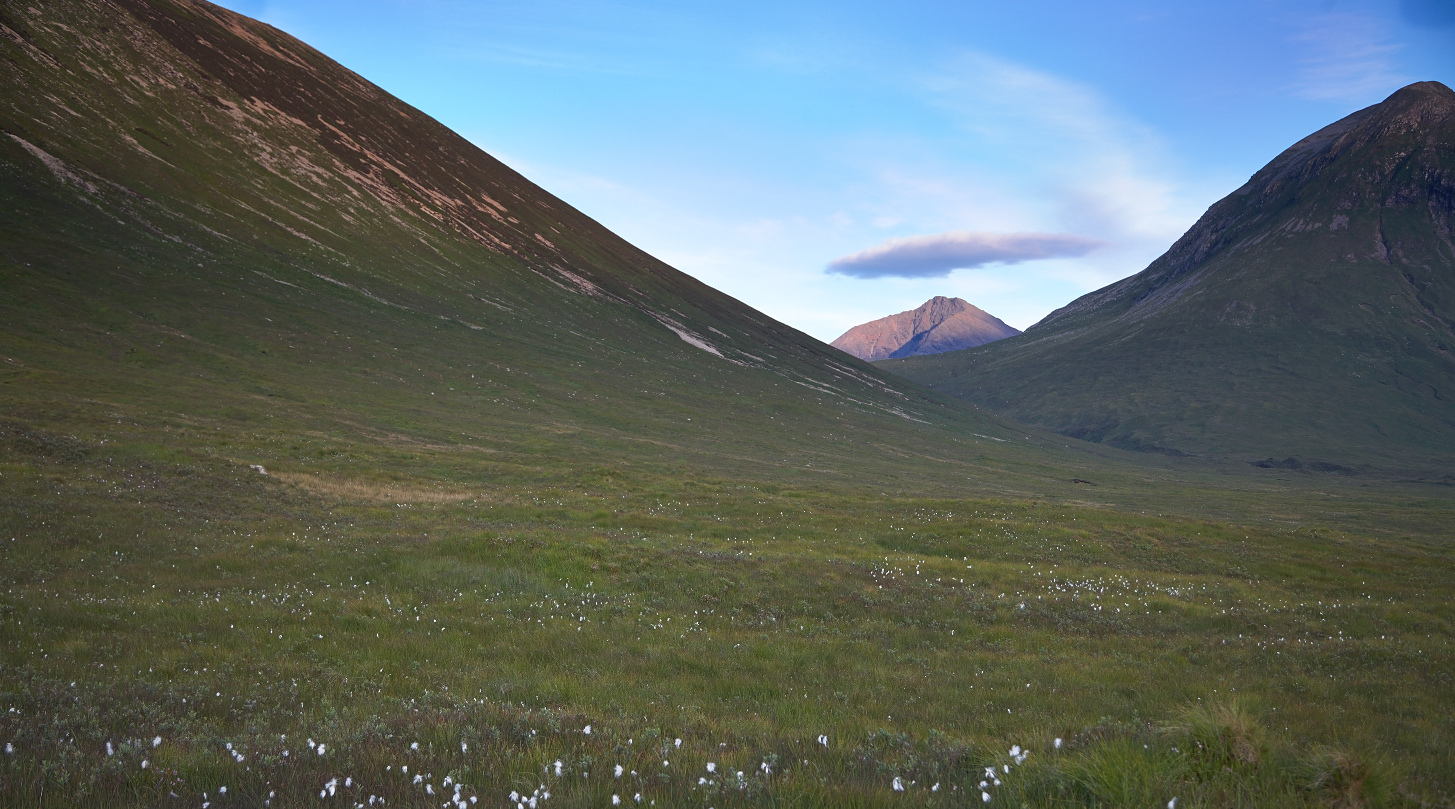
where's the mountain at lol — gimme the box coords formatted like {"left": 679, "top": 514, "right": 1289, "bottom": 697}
{"left": 830, "top": 296, "right": 1020, "bottom": 361}
{"left": 0, "top": 0, "right": 1107, "bottom": 495}
{"left": 884, "top": 82, "right": 1455, "bottom": 471}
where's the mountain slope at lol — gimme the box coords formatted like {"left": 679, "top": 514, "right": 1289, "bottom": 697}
{"left": 831, "top": 297, "right": 1020, "bottom": 361}
{"left": 0, "top": 0, "right": 1112, "bottom": 495}
{"left": 885, "top": 82, "right": 1455, "bottom": 471}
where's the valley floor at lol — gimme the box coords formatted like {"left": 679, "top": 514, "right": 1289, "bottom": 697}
{"left": 1, "top": 419, "right": 1451, "bottom": 807}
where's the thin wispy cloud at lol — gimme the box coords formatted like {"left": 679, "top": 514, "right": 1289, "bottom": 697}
{"left": 1289, "top": 13, "right": 1410, "bottom": 102}
{"left": 923, "top": 55, "right": 1195, "bottom": 245}
{"left": 827, "top": 231, "right": 1107, "bottom": 279}
{"left": 900, "top": 55, "right": 1200, "bottom": 283}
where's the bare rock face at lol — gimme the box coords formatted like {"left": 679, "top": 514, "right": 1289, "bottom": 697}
{"left": 831, "top": 297, "right": 1021, "bottom": 361}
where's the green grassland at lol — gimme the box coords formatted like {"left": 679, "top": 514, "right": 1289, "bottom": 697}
{"left": 1, "top": 1, "right": 1453, "bottom": 806}
{"left": 1, "top": 417, "right": 1452, "bottom": 807}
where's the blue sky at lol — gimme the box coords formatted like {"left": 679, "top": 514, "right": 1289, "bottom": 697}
{"left": 218, "top": 0, "right": 1454, "bottom": 339}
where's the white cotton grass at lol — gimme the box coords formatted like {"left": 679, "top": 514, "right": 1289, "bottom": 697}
{"left": 507, "top": 784, "right": 550, "bottom": 808}
{"left": 91, "top": 720, "right": 1151, "bottom": 805}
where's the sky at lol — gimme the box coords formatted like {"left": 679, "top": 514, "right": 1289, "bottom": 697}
{"left": 216, "top": 0, "right": 1454, "bottom": 340}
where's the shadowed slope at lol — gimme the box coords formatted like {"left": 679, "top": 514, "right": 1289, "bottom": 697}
{"left": 885, "top": 82, "right": 1455, "bottom": 472}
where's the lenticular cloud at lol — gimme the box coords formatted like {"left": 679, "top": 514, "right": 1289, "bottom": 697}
{"left": 826, "top": 231, "right": 1107, "bottom": 279}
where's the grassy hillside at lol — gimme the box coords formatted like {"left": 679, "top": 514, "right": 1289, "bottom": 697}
{"left": 0, "top": 1, "right": 1452, "bottom": 806}
{"left": 0, "top": 0, "right": 1040, "bottom": 489}
{"left": 885, "top": 83, "right": 1455, "bottom": 473}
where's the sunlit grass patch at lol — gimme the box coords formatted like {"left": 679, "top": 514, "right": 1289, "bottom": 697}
{"left": 270, "top": 473, "right": 483, "bottom": 505}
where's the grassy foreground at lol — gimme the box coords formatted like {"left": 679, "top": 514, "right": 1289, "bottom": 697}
{"left": 1, "top": 420, "right": 1451, "bottom": 807}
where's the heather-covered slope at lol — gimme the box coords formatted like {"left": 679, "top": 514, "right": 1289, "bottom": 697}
{"left": 831, "top": 297, "right": 1020, "bottom": 361}
{"left": 886, "top": 82, "right": 1455, "bottom": 471}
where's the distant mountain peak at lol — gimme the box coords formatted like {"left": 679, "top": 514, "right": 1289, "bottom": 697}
{"left": 831, "top": 297, "right": 1019, "bottom": 361}
{"left": 1380, "top": 79, "right": 1455, "bottom": 111}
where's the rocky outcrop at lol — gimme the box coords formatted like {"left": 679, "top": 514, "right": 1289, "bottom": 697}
{"left": 831, "top": 297, "right": 1020, "bottom": 361}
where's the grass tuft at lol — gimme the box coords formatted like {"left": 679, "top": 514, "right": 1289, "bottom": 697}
{"left": 1300, "top": 747, "right": 1398, "bottom": 809}
{"left": 1170, "top": 699, "right": 1268, "bottom": 772}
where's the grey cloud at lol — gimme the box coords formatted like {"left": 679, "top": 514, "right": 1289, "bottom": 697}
{"left": 826, "top": 231, "right": 1108, "bottom": 279}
